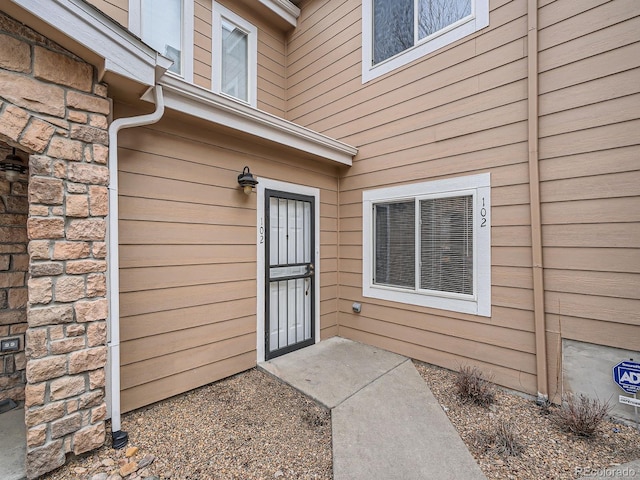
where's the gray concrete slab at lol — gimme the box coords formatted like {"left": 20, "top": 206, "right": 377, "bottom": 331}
{"left": 0, "top": 407, "right": 26, "bottom": 480}
{"left": 262, "top": 337, "right": 486, "bottom": 480}
{"left": 333, "top": 360, "right": 486, "bottom": 480}
{"left": 259, "top": 336, "right": 406, "bottom": 408}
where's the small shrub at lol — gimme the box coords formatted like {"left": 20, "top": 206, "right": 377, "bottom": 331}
{"left": 493, "top": 420, "right": 525, "bottom": 457}
{"left": 554, "top": 393, "right": 611, "bottom": 437}
{"left": 455, "top": 365, "right": 496, "bottom": 407}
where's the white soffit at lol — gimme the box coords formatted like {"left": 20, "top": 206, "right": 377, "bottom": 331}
{"left": 258, "top": 0, "right": 300, "bottom": 27}
{"left": 151, "top": 75, "right": 357, "bottom": 166}
{"left": 8, "top": 0, "right": 169, "bottom": 86}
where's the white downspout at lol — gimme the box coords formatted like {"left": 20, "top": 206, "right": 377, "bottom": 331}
{"left": 107, "top": 85, "right": 165, "bottom": 448}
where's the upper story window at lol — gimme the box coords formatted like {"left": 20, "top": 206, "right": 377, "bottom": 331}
{"left": 362, "top": 0, "right": 489, "bottom": 82}
{"left": 212, "top": 3, "right": 257, "bottom": 106}
{"left": 129, "top": 0, "right": 194, "bottom": 80}
{"left": 363, "top": 174, "right": 491, "bottom": 316}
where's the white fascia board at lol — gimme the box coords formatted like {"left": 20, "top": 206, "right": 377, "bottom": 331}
{"left": 257, "top": 0, "right": 300, "bottom": 27}
{"left": 152, "top": 75, "right": 357, "bottom": 166}
{"left": 9, "top": 0, "right": 167, "bottom": 86}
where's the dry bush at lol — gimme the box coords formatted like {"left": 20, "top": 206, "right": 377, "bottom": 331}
{"left": 493, "top": 420, "right": 525, "bottom": 457}
{"left": 554, "top": 393, "right": 611, "bottom": 438}
{"left": 455, "top": 365, "right": 496, "bottom": 407}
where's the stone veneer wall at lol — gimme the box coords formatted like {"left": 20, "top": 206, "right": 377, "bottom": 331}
{"left": 0, "top": 144, "right": 28, "bottom": 403}
{"left": 0, "top": 12, "right": 111, "bottom": 479}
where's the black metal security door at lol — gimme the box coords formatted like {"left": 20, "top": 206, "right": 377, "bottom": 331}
{"left": 265, "top": 190, "right": 315, "bottom": 360}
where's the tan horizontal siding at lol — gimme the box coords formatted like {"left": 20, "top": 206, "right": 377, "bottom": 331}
{"left": 86, "top": 0, "right": 127, "bottom": 26}
{"left": 116, "top": 101, "right": 339, "bottom": 410}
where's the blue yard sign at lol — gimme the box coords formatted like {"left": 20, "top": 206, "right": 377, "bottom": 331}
{"left": 613, "top": 360, "right": 640, "bottom": 394}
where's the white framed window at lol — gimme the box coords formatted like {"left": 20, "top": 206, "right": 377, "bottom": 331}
{"left": 129, "top": 0, "right": 194, "bottom": 81}
{"left": 362, "top": 0, "right": 489, "bottom": 82}
{"left": 363, "top": 173, "right": 491, "bottom": 316}
{"left": 212, "top": 3, "right": 258, "bottom": 107}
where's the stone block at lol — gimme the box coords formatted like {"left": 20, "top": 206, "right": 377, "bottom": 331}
{"left": 52, "top": 241, "right": 90, "bottom": 260}
{"left": 25, "top": 400, "right": 65, "bottom": 427}
{"left": 66, "top": 259, "right": 106, "bottom": 274}
{"left": 66, "top": 218, "right": 106, "bottom": 241}
{"left": 73, "top": 422, "right": 105, "bottom": 455}
{"left": 48, "top": 325, "right": 64, "bottom": 341}
{"left": 68, "top": 346, "right": 107, "bottom": 374}
{"left": 92, "top": 144, "right": 108, "bottom": 164}
{"left": 78, "top": 389, "right": 102, "bottom": 408}
{"left": 27, "top": 276, "right": 53, "bottom": 304}
{"left": 0, "top": 226, "right": 28, "bottom": 243}
{"left": 28, "top": 240, "right": 51, "bottom": 260}
{"left": 47, "top": 136, "right": 83, "bottom": 161}
{"left": 0, "top": 70, "right": 65, "bottom": 117}
{"left": 26, "top": 327, "right": 50, "bottom": 359}
{"left": 65, "top": 194, "right": 89, "bottom": 217}
{"left": 70, "top": 124, "right": 108, "bottom": 145}
{"left": 87, "top": 321, "right": 107, "bottom": 347}
{"left": 89, "top": 114, "right": 108, "bottom": 129}
{"left": 0, "top": 104, "right": 29, "bottom": 141}
{"left": 6, "top": 195, "right": 29, "bottom": 213}
{"left": 51, "top": 412, "right": 82, "bottom": 439}
{"left": 27, "top": 217, "right": 64, "bottom": 239}
{"left": 49, "top": 336, "right": 85, "bottom": 355}
{"left": 33, "top": 46, "right": 92, "bottom": 92}
{"left": 86, "top": 273, "right": 106, "bottom": 297}
{"left": 66, "top": 91, "right": 110, "bottom": 114}
{"left": 75, "top": 299, "right": 108, "bottom": 322}
{"left": 24, "top": 381, "right": 46, "bottom": 407}
{"left": 0, "top": 33, "right": 31, "bottom": 72}
{"left": 66, "top": 182, "right": 88, "bottom": 194}
{"left": 68, "top": 163, "right": 109, "bottom": 185}
{"left": 12, "top": 253, "right": 29, "bottom": 271}
{"left": 28, "top": 155, "right": 52, "bottom": 176}
{"left": 53, "top": 160, "right": 66, "bottom": 178}
{"left": 54, "top": 276, "right": 85, "bottom": 303}
{"left": 0, "top": 309, "right": 26, "bottom": 325}
{"left": 8, "top": 287, "right": 27, "bottom": 308}
{"left": 27, "top": 424, "right": 47, "bottom": 448}
{"left": 89, "top": 369, "right": 105, "bottom": 390}
{"left": 30, "top": 261, "right": 64, "bottom": 277}
{"left": 0, "top": 254, "right": 9, "bottom": 271}
{"left": 66, "top": 324, "right": 85, "bottom": 337}
{"left": 26, "top": 438, "right": 65, "bottom": 479}
{"left": 26, "top": 355, "right": 66, "bottom": 383}
{"left": 21, "top": 118, "right": 56, "bottom": 153}
{"left": 28, "top": 304, "right": 73, "bottom": 327}
{"left": 92, "top": 242, "right": 107, "bottom": 259}
{"left": 14, "top": 351, "right": 27, "bottom": 369}
{"left": 0, "top": 271, "right": 24, "bottom": 288}
{"left": 91, "top": 402, "right": 107, "bottom": 423}
{"left": 67, "top": 110, "right": 88, "bottom": 123}
{"left": 29, "top": 177, "right": 64, "bottom": 205}
{"left": 50, "top": 375, "right": 85, "bottom": 401}
{"left": 89, "top": 185, "right": 109, "bottom": 216}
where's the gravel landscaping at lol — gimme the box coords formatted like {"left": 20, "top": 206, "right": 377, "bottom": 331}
{"left": 415, "top": 361, "right": 640, "bottom": 480}
{"left": 41, "top": 361, "right": 639, "bottom": 480}
{"left": 42, "top": 368, "right": 332, "bottom": 480}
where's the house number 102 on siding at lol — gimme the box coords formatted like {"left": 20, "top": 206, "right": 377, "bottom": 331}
{"left": 480, "top": 198, "right": 487, "bottom": 227}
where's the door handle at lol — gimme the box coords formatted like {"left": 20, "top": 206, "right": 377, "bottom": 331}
{"left": 308, "top": 263, "right": 315, "bottom": 274}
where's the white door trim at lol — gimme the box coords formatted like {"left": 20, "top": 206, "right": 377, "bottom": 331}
{"left": 256, "top": 178, "right": 321, "bottom": 363}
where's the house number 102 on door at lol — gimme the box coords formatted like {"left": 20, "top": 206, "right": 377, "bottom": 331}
{"left": 480, "top": 197, "right": 487, "bottom": 227}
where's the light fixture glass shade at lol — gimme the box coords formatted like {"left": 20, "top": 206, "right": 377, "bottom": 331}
{"left": 4, "top": 169, "right": 19, "bottom": 182}
{"left": 1, "top": 148, "right": 28, "bottom": 182}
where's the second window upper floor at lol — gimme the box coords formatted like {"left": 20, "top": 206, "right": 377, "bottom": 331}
{"left": 129, "top": 0, "right": 259, "bottom": 107}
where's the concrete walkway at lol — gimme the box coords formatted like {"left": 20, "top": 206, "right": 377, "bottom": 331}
{"left": 260, "top": 337, "right": 487, "bottom": 480}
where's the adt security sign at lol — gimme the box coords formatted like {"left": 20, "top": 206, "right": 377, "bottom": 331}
{"left": 613, "top": 360, "right": 640, "bottom": 394}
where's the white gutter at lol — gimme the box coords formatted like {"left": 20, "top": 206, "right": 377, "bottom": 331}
{"left": 107, "top": 85, "right": 165, "bottom": 448}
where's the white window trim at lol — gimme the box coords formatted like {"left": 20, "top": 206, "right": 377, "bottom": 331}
{"left": 212, "top": 2, "right": 258, "bottom": 107}
{"left": 129, "top": 0, "right": 194, "bottom": 82}
{"left": 256, "top": 178, "right": 321, "bottom": 364}
{"left": 362, "top": 173, "right": 491, "bottom": 316}
{"left": 361, "top": 0, "right": 489, "bottom": 83}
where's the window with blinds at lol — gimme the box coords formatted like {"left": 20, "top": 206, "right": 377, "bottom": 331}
{"left": 363, "top": 173, "right": 491, "bottom": 316}
{"left": 373, "top": 195, "right": 473, "bottom": 296}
